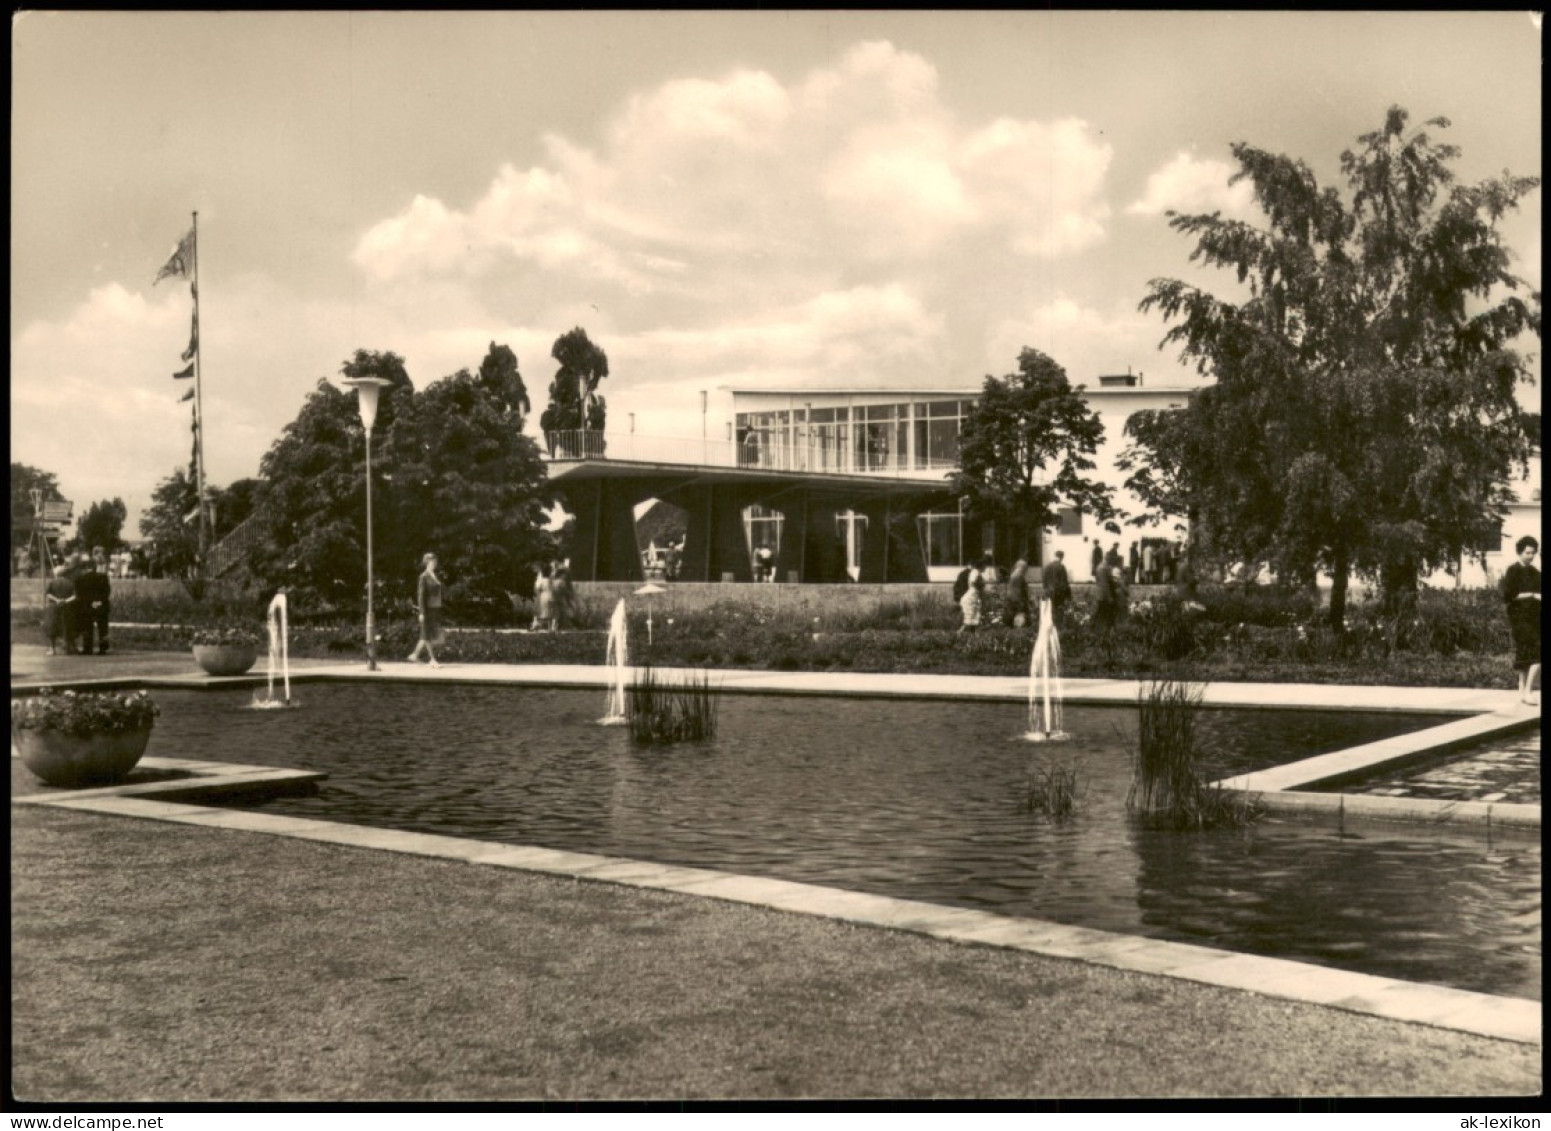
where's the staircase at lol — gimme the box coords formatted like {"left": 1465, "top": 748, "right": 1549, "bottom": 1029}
{"left": 205, "top": 511, "right": 264, "bottom": 579}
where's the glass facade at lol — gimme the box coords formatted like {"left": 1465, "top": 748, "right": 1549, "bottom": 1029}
{"left": 733, "top": 397, "right": 969, "bottom": 474}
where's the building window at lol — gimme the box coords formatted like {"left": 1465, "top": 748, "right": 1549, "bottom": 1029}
{"left": 835, "top": 510, "right": 869, "bottom": 581}
{"left": 742, "top": 504, "right": 784, "bottom": 580}
{"left": 916, "top": 507, "right": 963, "bottom": 571}
{"left": 1058, "top": 507, "right": 1083, "bottom": 536}
{"left": 913, "top": 398, "right": 966, "bottom": 470}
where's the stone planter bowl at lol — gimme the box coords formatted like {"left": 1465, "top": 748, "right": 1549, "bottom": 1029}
{"left": 14, "top": 726, "right": 153, "bottom": 787}
{"left": 193, "top": 643, "right": 259, "bottom": 676}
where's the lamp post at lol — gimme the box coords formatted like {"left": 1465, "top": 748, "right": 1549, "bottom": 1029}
{"left": 343, "top": 376, "right": 392, "bottom": 671}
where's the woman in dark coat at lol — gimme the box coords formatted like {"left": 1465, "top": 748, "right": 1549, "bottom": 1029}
{"left": 1501, "top": 536, "right": 1540, "bottom": 705}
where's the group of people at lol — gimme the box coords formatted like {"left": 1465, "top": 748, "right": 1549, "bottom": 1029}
{"left": 956, "top": 550, "right": 1078, "bottom": 633}
{"left": 956, "top": 544, "right": 1143, "bottom": 634}
{"left": 42, "top": 547, "right": 114, "bottom": 656}
{"left": 403, "top": 551, "right": 583, "bottom": 667}
{"left": 529, "top": 559, "right": 575, "bottom": 633}
{"left": 16, "top": 545, "right": 145, "bottom": 581}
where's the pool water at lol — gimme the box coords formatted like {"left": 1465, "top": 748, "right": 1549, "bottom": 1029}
{"left": 148, "top": 684, "right": 1540, "bottom": 1000}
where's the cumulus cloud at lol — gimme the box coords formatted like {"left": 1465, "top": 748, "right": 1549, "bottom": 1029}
{"left": 353, "top": 38, "right": 1115, "bottom": 291}
{"left": 1126, "top": 152, "right": 1257, "bottom": 218}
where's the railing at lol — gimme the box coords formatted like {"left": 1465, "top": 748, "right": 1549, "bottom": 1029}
{"left": 204, "top": 511, "right": 265, "bottom": 578}
{"left": 544, "top": 430, "right": 955, "bottom": 480}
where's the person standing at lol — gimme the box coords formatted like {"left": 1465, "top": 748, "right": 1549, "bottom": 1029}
{"left": 43, "top": 562, "right": 76, "bottom": 656}
{"left": 1041, "top": 550, "right": 1072, "bottom": 625}
{"left": 407, "top": 552, "right": 444, "bottom": 667}
{"left": 1002, "top": 558, "right": 1032, "bottom": 627}
{"left": 1090, "top": 541, "right": 1103, "bottom": 581}
{"left": 957, "top": 554, "right": 991, "bottom": 633}
{"left": 74, "top": 549, "right": 112, "bottom": 655}
{"left": 1501, "top": 536, "right": 1540, "bottom": 705}
{"left": 551, "top": 560, "right": 575, "bottom": 628}
{"left": 533, "top": 563, "right": 556, "bottom": 632}
{"left": 1093, "top": 550, "right": 1117, "bottom": 629}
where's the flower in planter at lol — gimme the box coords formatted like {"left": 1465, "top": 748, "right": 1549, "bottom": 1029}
{"left": 191, "top": 625, "right": 263, "bottom": 648}
{"left": 11, "top": 687, "right": 160, "bottom": 738}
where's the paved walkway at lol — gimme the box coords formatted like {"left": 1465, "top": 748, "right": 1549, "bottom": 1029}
{"left": 9, "top": 644, "right": 1543, "bottom": 1100}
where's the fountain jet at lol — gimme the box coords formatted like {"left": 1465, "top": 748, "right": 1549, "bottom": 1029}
{"left": 599, "top": 598, "right": 629, "bottom": 725}
{"left": 1025, "top": 597, "right": 1068, "bottom": 741}
{"left": 251, "top": 590, "right": 297, "bottom": 709}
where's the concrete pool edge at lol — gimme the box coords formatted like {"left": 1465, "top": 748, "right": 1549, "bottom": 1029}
{"left": 11, "top": 769, "right": 1541, "bottom": 1048}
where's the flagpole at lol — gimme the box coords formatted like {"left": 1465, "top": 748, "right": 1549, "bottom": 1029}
{"left": 190, "top": 210, "right": 210, "bottom": 576}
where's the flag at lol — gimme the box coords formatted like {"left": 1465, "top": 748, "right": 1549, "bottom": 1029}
{"left": 173, "top": 363, "right": 194, "bottom": 380}
{"left": 181, "top": 309, "right": 199, "bottom": 362}
{"left": 154, "top": 227, "right": 195, "bottom": 285}
{"left": 177, "top": 388, "right": 194, "bottom": 403}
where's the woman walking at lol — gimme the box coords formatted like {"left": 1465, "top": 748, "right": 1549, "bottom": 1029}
{"left": 407, "top": 552, "right": 444, "bottom": 666}
{"left": 1501, "top": 536, "right": 1540, "bottom": 705}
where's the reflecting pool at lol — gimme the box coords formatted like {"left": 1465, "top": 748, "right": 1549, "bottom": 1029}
{"left": 149, "top": 684, "right": 1539, "bottom": 999}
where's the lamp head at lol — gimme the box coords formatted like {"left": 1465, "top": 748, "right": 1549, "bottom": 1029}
{"left": 342, "top": 376, "right": 393, "bottom": 434}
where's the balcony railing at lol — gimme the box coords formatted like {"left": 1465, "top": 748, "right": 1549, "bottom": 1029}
{"left": 543, "top": 430, "right": 956, "bottom": 480}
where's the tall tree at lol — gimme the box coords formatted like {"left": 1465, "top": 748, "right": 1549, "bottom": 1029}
{"left": 10, "top": 463, "right": 63, "bottom": 558}
{"left": 213, "top": 477, "right": 265, "bottom": 539}
{"left": 539, "top": 327, "right": 609, "bottom": 451}
{"left": 251, "top": 351, "right": 413, "bottom": 611}
{"left": 139, "top": 468, "right": 202, "bottom": 580}
{"left": 252, "top": 348, "right": 553, "bottom": 616}
{"left": 1128, "top": 107, "right": 1539, "bottom": 626}
{"left": 476, "top": 341, "right": 531, "bottom": 427}
{"left": 383, "top": 368, "right": 554, "bottom": 609}
{"left": 950, "top": 348, "right": 1114, "bottom": 559}
{"left": 77, "top": 498, "right": 128, "bottom": 554}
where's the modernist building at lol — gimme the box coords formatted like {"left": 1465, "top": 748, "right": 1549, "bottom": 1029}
{"left": 545, "top": 374, "right": 1195, "bottom": 584}
{"left": 546, "top": 371, "right": 1541, "bottom": 588}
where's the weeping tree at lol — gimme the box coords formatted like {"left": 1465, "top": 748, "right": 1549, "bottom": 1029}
{"left": 950, "top": 347, "right": 1115, "bottom": 560}
{"left": 1124, "top": 106, "right": 1540, "bottom": 628}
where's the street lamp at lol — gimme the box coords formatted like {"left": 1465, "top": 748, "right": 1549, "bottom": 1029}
{"left": 343, "top": 376, "right": 392, "bottom": 671}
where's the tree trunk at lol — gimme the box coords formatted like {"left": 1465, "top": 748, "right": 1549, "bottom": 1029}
{"left": 1327, "top": 548, "right": 1349, "bottom": 632}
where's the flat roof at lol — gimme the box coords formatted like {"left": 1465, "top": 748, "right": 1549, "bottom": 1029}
{"left": 545, "top": 457, "right": 955, "bottom": 498}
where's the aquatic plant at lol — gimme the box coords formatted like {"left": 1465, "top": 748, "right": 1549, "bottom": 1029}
{"left": 627, "top": 664, "right": 718, "bottom": 744}
{"left": 1128, "top": 677, "right": 1262, "bottom": 830}
{"left": 1023, "top": 755, "right": 1085, "bottom": 819}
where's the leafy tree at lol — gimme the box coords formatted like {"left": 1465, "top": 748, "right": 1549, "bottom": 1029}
{"left": 211, "top": 477, "right": 265, "bottom": 540}
{"left": 77, "top": 498, "right": 128, "bottom": 554}
{"left": 950, "top": 348, "right": 1114, "bottom": 559}
{"left": 139, "top": 467, "right": 202, "bottom": 580}
{"left": 538, "top": 327, "right": 608, "bottom": 451}
{"left": 10, "top": 463, "right": 63, "bottom": 558}
{"left": 252, "top": 348, "right": 553, "bottom": 619}
{"left": 476, "top": 341, "right": 532, "bottom": 427}
{"left": 1127, "top": 107, "right": 1540, "bottom": 627}
{"left": 251, "top": 351, "right": 413, "bottom": 611}
{"left": 382, "top": 368, "right": 554, "bottom": 613}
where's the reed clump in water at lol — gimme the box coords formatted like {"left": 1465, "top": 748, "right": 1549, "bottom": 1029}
{"left": 1023, "top": 756, "right": 1085, "bottom": 819}
{"left": 1128, "top": 678, "right": 1262, "bottom": 829}
{"left": 628, "top": 664, "right": 718, "bottom": 744}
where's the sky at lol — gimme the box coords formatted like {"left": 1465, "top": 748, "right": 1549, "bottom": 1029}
{"left": 10, "top": 11, "right": 1542, "bottom": 535}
